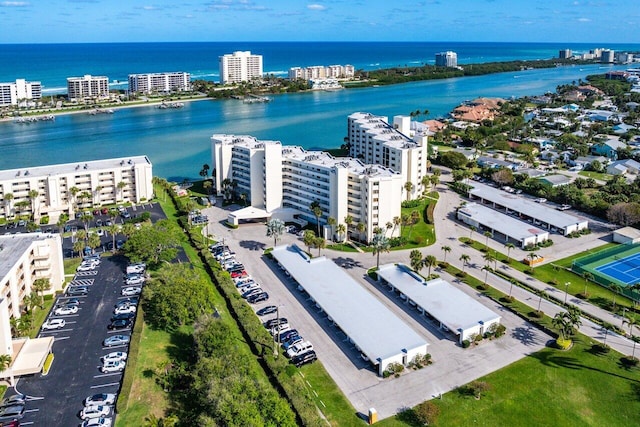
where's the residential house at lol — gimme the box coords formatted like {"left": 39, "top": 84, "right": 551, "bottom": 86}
{"left": 590, "top": 136, "right": 627, "bottom": 159}
{"left": 606, "top": 159, "right": 640, "bottom": 175}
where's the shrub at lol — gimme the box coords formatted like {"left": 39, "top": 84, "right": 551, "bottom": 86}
{"left": 414, "top": 401, "right": 440, "bottom": 425}
{"left": 425, "top": 203, "right": 436, "bottom": 224}
{"left": 389, "top": 236, "right": 407, "bottom": 247}
{"left": 385, "top": 362, "right": 405, "bottom": 378}
{"left": 39, "top": 216, "right": 50, "bottom": 225}
{"left": 401, "top": 199, "right": 421, "bottom": 208}
{"left": 116, "top": 306, "right": 144, "bottom": 413}
{"left": 468, "top": 381, "right": 491, "bottom": 399}
{"left": 494, "top": 324, "right": 507, "bottom": 337}
{"left": 462, "top": 339, "right": 471, "bottom": 348}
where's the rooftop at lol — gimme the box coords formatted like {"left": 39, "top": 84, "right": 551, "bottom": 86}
{"left": 0, "top": 233, "right": 49, "bottom": 280}
{"left": 469, "top": 182, "right": 587, "bottom": 229}
{"left": 458, "top": 203, "right": 547, "bottom": 242}
{"left": 377, "top": 264, "right": 501, "bottom": 334}
{"left": 0, "top": 156, "right": 151, "bottom": 182}
{"left": 349, "top": 112, "right": 418, "bottom": 150}
{"left": 271, "top": 245, "right": 427, "bottom": 363}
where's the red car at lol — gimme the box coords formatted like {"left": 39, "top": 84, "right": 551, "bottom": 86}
{"left": 101, "top": 207, "right": 109, "bottom": 215}
{"left": 230, "top": 270, "right": 247, "bottom": 278}
{"left": 93, "top": 209, "right": 101, "bottom": 215}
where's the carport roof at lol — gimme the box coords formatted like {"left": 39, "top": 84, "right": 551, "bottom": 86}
{"left": 469, "top": 182, "right": 587, "bottom": 229}
{"left": 377, "top": 264, "right": 501, "bottom": 334}
{"left": 228, "top": 206, "right": 272, "bottom": 221}
{"left": 271, "top": 245, "right": 427, "bottom": 363}
{"left": 458, "top": 203, "right": 547, "bottom": 243}
{"left": 9, "top": 336, "right": 54, "bottom": 377}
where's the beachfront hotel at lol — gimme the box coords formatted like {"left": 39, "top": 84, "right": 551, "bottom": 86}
{"left": 211, "top": 135, "right": 403, "bottom": 243}
{"left": 219, "top": 51, "right": 263, "bottom": 84}
{"left": 0, "top": 156, "right": 153, "bottom": 223}
{"left": 288, "top": 64, "right": 355, "bottom": 80}
{"left": 347, "top": 113, "right": 429, "bottom": 201}
{"left": 435, "top": 51, "right": 458, "bottom": 68}
{"left": 0, "top": 232, "right": 65, "bottom": 385}
{"left": 66, "top": 74, "right": 110, "bottom": 101}
{"left": 0, "top": 79, "right": 42, "bottom": 107}
{"left": 127, "top": 72, "right": 191, "bottom": 94}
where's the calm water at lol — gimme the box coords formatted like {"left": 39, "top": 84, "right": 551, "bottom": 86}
{"left": 2, "top": 41, "right": 638, "bottom": 180}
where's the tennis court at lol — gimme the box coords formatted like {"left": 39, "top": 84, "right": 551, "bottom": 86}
{"left": 595, "top": 253, "right": 640, "bottom": 285}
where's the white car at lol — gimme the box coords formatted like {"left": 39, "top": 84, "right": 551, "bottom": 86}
{"left": 41, "top": 318, "right": 66, "bottom": 330}
{"left": 84, "top": 393, "right": 117, "bottom": 406}
{"left": 121, "top": 287, "right": 142, "bottom": 297}
{"left": 102, "top": 352, "right": 127, "bottom": 363}
{"left": 125, "top": 276, "right": 145, "bottom": 286}
{"left": 80, "top": 405, "right": 111, "bottom": 420}
{"left": 81, "top": 418, "right": 112, "bottom": 427}
{"left": 54, "top": 305, "right": 79, "bottom": 316}
{"left": 101, "top": 359, "right": 126, "bottom": 373}
{"left": 114, "top": 305, "right": 136, "bottom": 315}
{"left": 77, "top": 264, "right": 96, "bottom": 272}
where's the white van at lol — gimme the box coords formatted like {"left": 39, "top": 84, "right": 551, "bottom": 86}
{"left": 286, "top": 341, "right": 314, "bottom": 358}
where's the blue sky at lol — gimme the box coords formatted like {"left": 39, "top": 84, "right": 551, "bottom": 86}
{"left": 1, "top": 0, "right": 638, "bottom": 44}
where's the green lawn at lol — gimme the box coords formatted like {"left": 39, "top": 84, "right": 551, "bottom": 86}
{"left": 398, "top": 194, "right": 438, "bottom": 249}
{"left": 431, "top": 335, "right": 640, "bottom": 427}
{"left": 578, "top": 170, "right": 613, "bottom": 181}
{"left": 327, "top": 243, "right": 358, "bottom": 252}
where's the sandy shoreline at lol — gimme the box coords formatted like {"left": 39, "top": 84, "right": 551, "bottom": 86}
{"left": 0, "top": 96, "right": 212, "bottom": 123}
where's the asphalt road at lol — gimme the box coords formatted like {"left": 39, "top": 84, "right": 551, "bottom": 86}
{"left": 14, "top": 255, "right": 135, "bottom": 426}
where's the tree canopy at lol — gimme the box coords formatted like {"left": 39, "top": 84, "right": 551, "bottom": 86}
{"left": 123, "top": 219, "right": 184, "bottom": 267}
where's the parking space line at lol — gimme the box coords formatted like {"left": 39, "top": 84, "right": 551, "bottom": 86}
{"left": 24, "top": 409, "right": 39, "bottom": 413}
{"left": 90, "top": 382, "right": 121, "bottom": 389}
{"left": 52, "top": 336, "right": 71, "bottom": 341}
{"left": 19, "top": 422, "right": 34, "bottom": 426}
{"left": 40, "top": 328, "right": 74, "bottom": 333}
{"left": 102, "top": 345, "right": 127, "bottom": 350}
{"left": 93, "top": 372, "right": 123, "bottom": 379}
{"left": 107, "top": 329, "right": 131, "bottom": 334}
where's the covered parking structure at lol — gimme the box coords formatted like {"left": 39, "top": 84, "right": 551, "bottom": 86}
{"left": 377, "top": 264, "right": 501, "bottom": 344}
{"left": 271, "top": 245, "right": 428, "bottom": 376}
{"left": 457, "top": 202, "right": 549, "bottom": 248}
{"left": 468, "top": 182, "right": 588, "bottom": 235}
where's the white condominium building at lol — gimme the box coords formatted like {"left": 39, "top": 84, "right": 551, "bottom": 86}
{"left": 67, "top": 75, "right": 110, "bottom": 101}
{"left": 0, "top": 156, "right": 154, "bottom": 222}
{"left": 347, "top": 112, "right": 429, "bottom": 201}
{"left": 219, "top": 51, "right": 263, "bottom": 84}
{"left": 211, "top": 135, "right": 403, "bottom": 243}
{"left": 288, "top": 64, "right": 355, "bottom": 80}
{"left": 128, "top": 72, "right": 191, "bottom": 94}
{"left": 0, "top": 232, "right": 64, "bottom": 384}
{"left": 435, "top": 51, "right": 458, "bottom": 68}
{"left": 0, "top": 79, "right": 42, "bottom": 107}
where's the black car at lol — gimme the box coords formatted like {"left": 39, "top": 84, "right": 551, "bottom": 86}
{"left": 247, "top": 292, "right": 269, "bottom": 304}
{"left": 111, "top": 312, "right": 136, "bottom": 321}
{"left": 291, "top": 350, "right": 317, "bottom": 367}
{"left": 263, "top": 317, "right": 288, "bottom": 329}
{"left": 108, "top": 319, "right": 133, "bottom": 330}
{"left": 0, "top": 403, "right": 25, "bottom": 421}
{"left": 278, "top": 329, "right": 298, "bottom": 342}
{"left": 256, "top": 305, "right": 277, "bottom": 316}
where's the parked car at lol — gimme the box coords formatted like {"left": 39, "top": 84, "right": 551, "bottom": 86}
{"left": 231, "top": 270, "right": 248, "bottom": 279}
{"left": 291, "top": 350, "right": 317, "bottom": 367}
{"left": 80, "top": 405, "right": 111, "bottom": 420}
{"left": 247, "top": 292, "right": 269, "bottom": 304}
{"left": 238, "top": 283, "right": 260, "bottom": 294}
{"left": 282, "top": 334, "right": 303, "bottom": 350}
{"left": 111, "top": 312, "right": 135, "bottom": 321}
{"left": 101, "top": 360, "right": 126, "bottom": 373}
{"left": 54, "top": 305, "right": 79, "bottom": 316}
{"left": 0, "top": 404, "right": 25, "bottom": 422}
{"left": 81, "top": 418, "right": 113, "bottom": 427}
{"left": 270, "top": 323, "right": 290, "bottom": 336}
{"left": 107, "top": 319, "right": 132, "bottom": 330}
{"left": 103, "top": 335, "right": 130, "bottom": 347}
{"left": 41, "top": 318, "right": 66, "bottom": 330}
{"left": 102, "top": 352, "right": 127, "bottom": 363}
{"left": 278, "top": 329, "right": 299, "bottom": 342}
{"left": 125, "top": 276, "right": 145, "bottom": 286}
{"left": 242, "top": 288, "right": 263, "bottom": 299}
{"left": 126, "top": 264, "right": 145, "bottom": 275}
{"left": 59, "top": 297, "right": 81, "bottom": 306}
{"left": 84, "top": 393, "right": 116, "bottom": 406}
{"left": 114, "top": 298, "right": 138, "bottom": 308}
{"left": 66, "top": 286, "right": 89, "bottom": 296}
{"left": 286, "top": 341, "right": 314, "bottom": 358}
{"left": 121, "top": 286, "right": 142, "bottom": 297}
{"left": 96, "top": 219, "right": 103, "bottom": 227}
{"left": 77, "top": 263, "right": 96, "bottom": 272}
{"left": 0, "top": 394, "right": 25, "bottom": 407}
{"left": 264, "top": 318, "right": 288, "bottom": 329}
{"left": 101, "top": 208, "right": 109, "bottom": 215}
{"left": 114, "top": 305, "right": 136, "bottom": 315}
{"left": 256, "top": 305, "right": 277, "bottom": 316}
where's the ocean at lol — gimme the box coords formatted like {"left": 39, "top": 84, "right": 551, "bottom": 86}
{"left": 0, "top": 42, "right": 638, "bottom": 180}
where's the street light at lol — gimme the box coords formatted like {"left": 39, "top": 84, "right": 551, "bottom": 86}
{"left": 564, "top": 282, "right": 570, "bottom": 305}
{"left": 621, "top": 307, "right": 628, "bottom": 328}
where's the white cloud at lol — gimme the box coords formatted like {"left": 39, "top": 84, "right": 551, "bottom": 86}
{"left": 0, "top": 1, "right": 30, "bottom": 6}
{"left": 142, "top": 5, "right": 160, "bottom": 10}
{"left": 577, "top": 17, "right": 591, "bottom": 22}
{"left": 307, "top": 4, "right": 326, "bottom": 11}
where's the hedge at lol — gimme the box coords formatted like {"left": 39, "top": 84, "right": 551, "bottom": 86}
{"left": 116, "top": 306, "right": 145, "bottom": 414}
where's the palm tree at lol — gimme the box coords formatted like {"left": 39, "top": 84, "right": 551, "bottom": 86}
{"left": 441, "top": 245, "right": 451, "bottom": 263}
{"left": 327, "top": 216, "right": 336, "bottom": 240}
{"left": 504, "top": 242, "right": 516, "bottom": 263}
{"left": 483, "top": 252, "right": 495, "bottom": 269}
{"left": 508, "top": 279, "right": 516, "bottom": 298}
{"left": 93, "top": 185, "right": 103, "bottom": 206}
{"left": 552, "top": 312, "right": 572, "bottom": 342}
{"left": 107, "top": 224, "right": 119, "bottom": 253}
{"left": 69, "top": 186, "right": 80, "bottom": 215}
{"left": 430, "top": 174, "right": 440, "bottom": 189}
{"left": 483, "top": 231, "right": 492, "bottom": 249}
{"left": 371, "top": 231, "right": 391, "bottom": 269}
{"left": 482, "top": 264, "right": 491, "bottom": 285}
{"left": 582, "top": 272, "right": 594, "bottom": 297}
{"left": 404, "top": 181, "right": 414, "bottom": 201}
{"left": 609, "top": 283, "right": 623, "bottom": 310}
{"left": 469, "top": 225, "right": 477, "bottom": 241}
{"left": 421, "top": 175, "right": 431, "bottom": 195}
{"left": 265, "top": 218, "right": 285, "bottom": 247}
{"left": 28, "top": 189, "right": 39, "bottom": 221}
{"left": 459, "top": 254, "right": 471, "bottom": 274}
{"left": 344, "top": 215, "right": 353, "bottom": 242}
{"left": 3, "top": 192, "right": 13, "bottom": 218}
{"left": 527, "top": 252, "right": 539, "bottom": 266}
{"left": 0, "top": 354, "right": 12, "bottom": 373}
{"left": 336, "top": 223, "right": 346, "bottom": 242}
{"left": 423, "top": 255, "right": 437, "bottom": 277}
{"left": 385, "top": 221, "right": 393, "bottom": 236}
{"left": 407, "top": 210, "right": 420, "bottom": 239}
{"left": 623, "top": 316, "right": 638, "bottom": 337}
{"left": 391, "top": 216, "right": 401, "bottom": 236}
{"left": 314, "top": 237, "right": 326, "bottom": 256}
{"left": 309, "top": 201, "right": 323, "bottom": 236}
{"left": 122, "top": 223, "right": 137, "bottom": 239}
{"left": 32, "top": 278, "right": 50, "bottom": 297}
{"left": 601, "top": 322, "right": 614, "bottom": 347}
{"left": 410, "top": 250, "right": 423, "bottom": 272}
{"left": 356, "top": 222, "right": 366, "bottom": 242}
{"left": 302, "top": 230, "right": 316, "bottom": 254}
{"left": 87, "top": 233, "right": 101, "bottom": 252}
{"left": 117, "top": 181, "right": 127, "bottom": 202}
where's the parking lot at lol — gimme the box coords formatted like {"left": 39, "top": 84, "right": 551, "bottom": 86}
{"left": 204, "top": 204, "right": 552, "bottom": 419}
{"left": 12, "top": 255, "right": 141, "bottom": 426}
